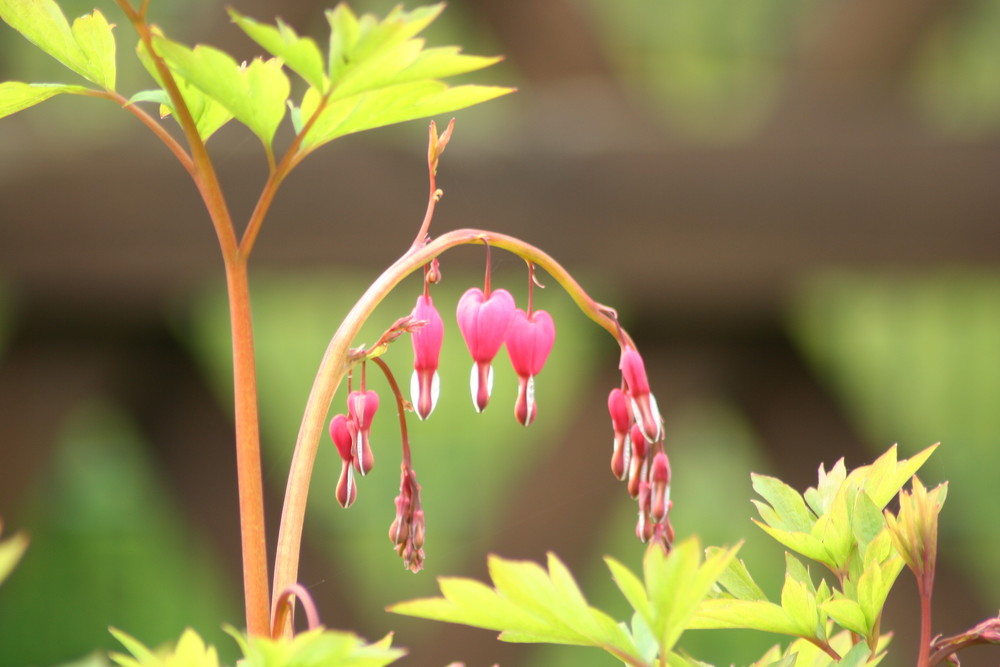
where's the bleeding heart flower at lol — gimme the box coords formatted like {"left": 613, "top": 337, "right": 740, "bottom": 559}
{"left": 347, "top": 389, "right": 378, "bottom": 476}
{"left": 619, "top": 346, "right": 663, "bottom": 443}
{"left": 505, "top": 308, "right": 555, "bottom": 426}
{"left": 456, "top": 287, "right": 516, "bottom": 412}
{"left": 409, "top": 294, "right": 444, "bottom": 420}
{"left": 329, "top": 414, "right": 357, "bottom": 508}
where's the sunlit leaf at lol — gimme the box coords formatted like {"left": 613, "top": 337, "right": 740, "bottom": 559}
{"left": 233, "top": 627, "right": 404, "bottom": 667}
{"left": 0, "top": 81, "right": 91, "bottom": 119}
{"left": 152, "top": 36, "right": 289, "bottom": 148}
{"left": 390, "top": 552, "right": 640, "bottom": 660}
{"left": 751, "top": 474, "right": 817, "bottom": 533}
{"left": 229, "top": 10, "right": 327, "bottom": 91}
{"left": 135, "top": 39, "right": 234, "bottom": 142}
{"left": 300, "top": 81, "right": 511, "bottom": 151}
{"left": 0, "top": 1, "right": 115, "bottom": 89}
{"left": 109, "top": 628, "right": 219, "bottom": 667}
{"left": 711, "top": 549, "right": 768, "bottom": 601}
{"left": 70, "top": 10, "right": 116, "bottom": 90}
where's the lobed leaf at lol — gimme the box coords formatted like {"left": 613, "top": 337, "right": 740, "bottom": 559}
{"left": 135, "top": 39, "right": 234, "bottom": 142}
{"left": 390, "top": 553, "right": 640, "bottom": 660}
{"left": 152, "top": 36, "right": 289, "bottom": 148}
{"left": 229, "top": 9, "right": 327, "bottom": 91}
{"left": 752, "top": 474, "right": 817, "bottom": 533}
{"left": 298, "top": 81, "right": 511, "bottom": 151}
{"left": 0, "top": 0, "right": 115, "bottom": 89}
{"left": 236, "top": 627, "right": 404, "bottom": 667}
{"left": 0, "top": 81, "right": 91, "bottom": 119}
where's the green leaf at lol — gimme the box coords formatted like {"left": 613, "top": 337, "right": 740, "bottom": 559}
{"left": 228, "top": 10, "right": 327, "bottom": 91}
{"left": 70, "top": 10, "right": 116, "bottom": 90}
{"left": 850, "top": 444, "right": 938, "bottom": 509}
{"left": 390, "top": 553, "right": 641, "bottom": 661}
{"left": 135, "top": 39, "right": 233, "bottom": 142}
{"left": 109, "top": 628, "right": 218, "bottom": 667}
{"left": 690, "top": 598, "right": 801, "bottom": 636}
{"left": 236, "top": 627, "right": 404, "bottom": 667}
{"left": 804, "top": 458, "right": 847, "bottom": 516}
{"left": 712, "top": 550, "right": 768, "bottom": 601}
{"left": 780, "top": 573, "right": 821, "bottom": 639}
{"left": 822, "top": 597, "right": 868, "bottom": 637}
{"left": 752, "top": 474, "right": 817, "bottom": 533}
{"left": 152, "top": 36, "right": 289, "bottom": 148}
{"left": 300, "top": 81, "right": 511, "bottom": 151}
{"left": 645, "top": 538, "right": 741, "bottom": 654}
{"left": 0, "top": 1, "right": 115, "bottom": 89}
{"left": 606, "top": 555, "right": 652, "bottom": 621}
{"left": 0, "top": 81, "right": 91, "bottom": 119}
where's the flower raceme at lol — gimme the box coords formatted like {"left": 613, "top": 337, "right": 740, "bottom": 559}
{"left": 505, "top": 308, "right": 556, "bottom": 426}
{"left": 456, "top": 287, "right": 516, "bottom": 412}
{"left": 409, "top": 294, "right": 444, "bottom": 420}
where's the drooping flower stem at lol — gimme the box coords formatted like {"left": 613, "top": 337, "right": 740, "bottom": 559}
{"left": 271, "top": 228, "right": 634, "bottom": 628}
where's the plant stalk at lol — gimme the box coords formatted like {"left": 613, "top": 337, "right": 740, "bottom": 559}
{"left": 226, "top": 255, "right": 271, "bottom": 636}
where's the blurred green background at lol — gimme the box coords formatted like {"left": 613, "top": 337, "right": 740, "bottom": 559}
{"left": 2, "top": 0, "right": 1000, "bottom": 665}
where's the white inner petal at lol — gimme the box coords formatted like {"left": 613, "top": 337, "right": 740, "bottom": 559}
{"left": 410, "top": 369, "right": 422, "bottom": 419}
{"left": 430, "top": 370, "right": 441, "bottom": 414}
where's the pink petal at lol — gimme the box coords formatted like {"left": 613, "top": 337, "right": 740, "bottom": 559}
{"left": 505, "top": 309, "right": 555, "bottom": 378}
{"left": 456, "top": 288, "right": 516, "bottom": 362}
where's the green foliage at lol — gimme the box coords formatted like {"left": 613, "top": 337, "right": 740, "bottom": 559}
{"left": 228, "top": 626, "right": 404, "bottom": 667}
{"left": 151, "top": 36, "right": 289, "bottom": 147}
{"left": 109, "top": 626, "right": 404, "bottom": 667}
{"left": 389, "top": 445, "right": 941, "bottom": 664}
{"left": 1, "top": 1, "right": 511, "bottom": 151}
{"left": 391, "top": 537, "right": 738, "bottom": 666}
{"left": 0, "top": 0, "right": 116, "bottom": 90}
{"left": 110, "top": 628, "right": 220, "bottom": 667}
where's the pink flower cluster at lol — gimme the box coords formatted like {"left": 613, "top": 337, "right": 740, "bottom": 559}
{"left": 609, "top": 346, "right": 673, "bottom": 548}
{"left": 329, "top": 389, "right": 379, "bottom": 509}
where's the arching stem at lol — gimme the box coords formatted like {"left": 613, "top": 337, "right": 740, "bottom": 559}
{"left": 270, "top": 228, "right": 632, "bottom": 629}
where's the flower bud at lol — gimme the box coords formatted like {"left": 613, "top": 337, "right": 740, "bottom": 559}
{"left": 650, "top": 452, "right": 671, "bottom": 522}
{"left": 456, "top": 287, "right": 516, "bottom": 411}
{"left": 608, "top": 388, "right": 632, "bottom": 480}
{"left": 409, "top": 294, "right": 444, "bottom": 420}
{"left": 619, "top": 346, "right": 663, "bottom": 443}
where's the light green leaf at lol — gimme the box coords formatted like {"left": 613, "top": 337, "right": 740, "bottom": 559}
{"left": 630, "top": 612, "right": 658, "bottom": 664}
{"left": 0, "top": 0, "right": 86, "bottom": 79}
{"left": 0, "top": 81, "right": 91, "bottom": 119}
{"left": 690, "top": 598, "right": 801, "bottom": 636}
{"left": 805, "top": 458, "right": 847, "bottom": 516}
{"left": 326, "top": 3, "right": 361, "bottom": 83}
{"left": 237, "top": 627, "right": 404, "bottom": 667}
{"left": 0, "top": 1, "right": 115, "bottom": 89}
{"left": 109, "top": 628, "right": 218, "bottom": 667}
{"left": 391, "top": 553, "right": 641, "bottom": 660}
{"left": 850, "top": 490, "right": 885, "bottom": 551}
{"left": 850, "top": 443, "right": 938, "bottom": 509}
{"left": 228, "top": 10, "right": 327, "bottom": 91}
{"left": 71, "top": 10, "right": 116, "bottom": 90}
{"left": 822, "top": 597, "right": 868, "bottom": 637}
{"left": 780, "top": 574, "right": 821, "bottom": 639}
{"left": 752, "top": 474, "right": 817, "bottom": 532}
{"left": 152, "top": 36, "right": 289, "bottom": 147}
{"left": 300, "top": 81, "right": 511, "bottom": 151}
{"left": 135, "top": 39, "right": 233, "bottom": 142}
{"left": 753, "top": 520, "right": 831, "bottom": 565}
{"left": 645, "top": 538, "right": 740, "bottom": 653}
{"left": 606, "top": 555, "right": 652, "bottom": 621}
{"left": 712, "top": 549, "right": 768, "bottom": 601}
{"left": 837, "top": 641, "right": 873, "bottom": 667}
